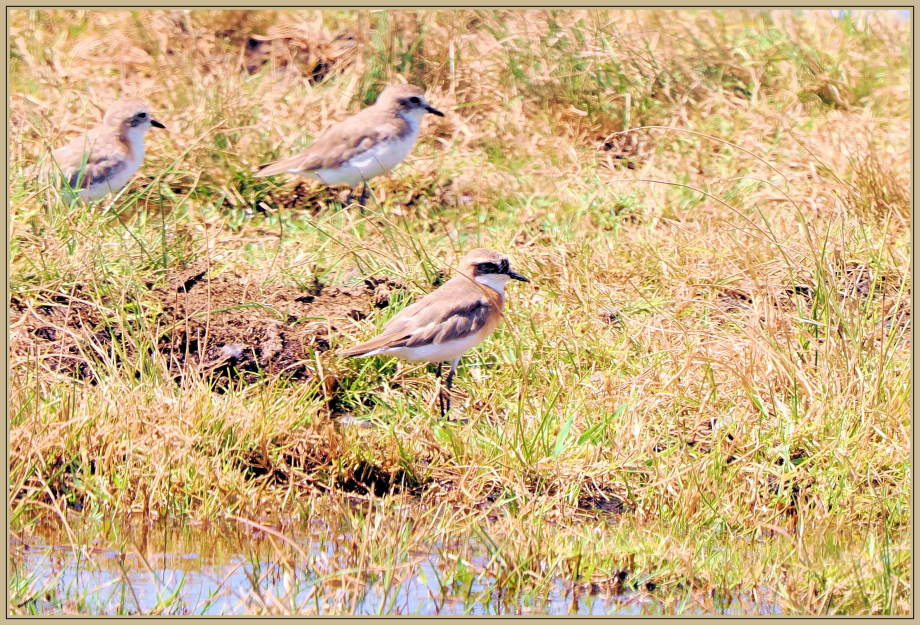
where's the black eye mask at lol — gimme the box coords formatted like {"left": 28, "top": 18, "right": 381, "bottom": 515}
{"left": 476, "top": 260, "right": 529, "bottom": 282}
{"left": 131, "top": 114, "right": 165, "bottom": 129}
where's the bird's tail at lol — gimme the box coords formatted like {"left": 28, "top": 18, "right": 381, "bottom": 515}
{"left": 254, "top": 154, "right": 301, "bottom": 178}
{"left": 338, "top": 343, "right": 376, "bottom": 358}
{"left": 339, "top": 332, "right": 402, "bottom": 358}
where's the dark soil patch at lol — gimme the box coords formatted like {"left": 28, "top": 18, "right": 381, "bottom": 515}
{"left": 597, "top": 306, "right": 623, "bottom": 327}
{"left": 9, "top": 453, "right": 88, "bottom": 512}
{"left": 261, "top": 181, "right": 362, "bottom": 216}
{"left": 474, "top": 491, "right": 505, "bottom": 521}
{"left": 598, "top": 130, "right": 645, "bottom": 171}
{"left": 781, "top": 284, "right": 815, "bottom": 305}
{"left": 578, "top": 492, "right": 629, "bottom": 515}
{"left": 573, "top": 572, "right": 629, "bottom": 597}
{"left": 836, "top": 263, "right": 885, "bottom": 301}
{"left": 715, "top": 288, "right": 753, "bottom": 312}
{"left": 151, "top": 264, "right": 380, "bottom": 386}
{"left": 241, "top": 28, "right": 357, "bottom": 82}
{"left": 9, "top": 264, "right": 404, "bottom": 388}
{"left": 765, "top": 473, "right": 812, "bottom": 517}
{"left": 883, "top": 295, "right": 911, "bottom": 334}
{"left": 335, "top": 460, "right": 415, "bottom": 497}
{"left": 274, "top": 181, "right": 330, "bottom": 213}
{"left": 9, "top": 286, "right": 110, "bottom": 383}
{"left": 238, "top": 437, "right": 333, "bottom": 488}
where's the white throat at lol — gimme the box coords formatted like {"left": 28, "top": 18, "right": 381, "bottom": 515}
{"left": 475, "top": 273, "right": 511, "bottom": 298}
{"left": 397, "top": 107, "right": 427, "bottom": 134}
{"left": 125, "top": 125, "right": 149, "bottom": 160}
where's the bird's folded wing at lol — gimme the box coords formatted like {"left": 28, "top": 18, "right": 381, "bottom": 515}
{"left": 62, "top": 157, "right": 127, "bottom": 190}
{"left": 42, "top": 131, "right": 127, "bottom": 190}
{"left": 256, "top": 110, "right": 405, "bottom": 176}
{"left": 340, "top": 280, "right": 495, "bottom": 356}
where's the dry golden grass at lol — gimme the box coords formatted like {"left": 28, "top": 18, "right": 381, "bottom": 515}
{"left": 8, "top": 9, "right": 910, "bottom": 615}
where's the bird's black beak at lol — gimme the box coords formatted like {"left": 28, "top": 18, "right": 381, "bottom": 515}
{"left": 426, "top": 105, "right": 445, "bottom": 117}
{"left": 507, "top": 269, "right": 529, "bottom": 282}
{"left": 151, "top": 119, "right": 166, "bottom": 129}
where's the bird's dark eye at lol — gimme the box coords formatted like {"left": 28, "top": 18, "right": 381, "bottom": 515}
{"left": 409, "top": 96, "right": 421, "bottom": 105}
{"left": 137, "top": 112, "right": 147, "bottom": 118}
{"left": 479, "top": 262, "right": 499, "bottom": 273}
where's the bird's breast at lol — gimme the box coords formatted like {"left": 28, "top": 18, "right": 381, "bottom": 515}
{"left": 347, "top": 130, "right": 420, "bottom": 177}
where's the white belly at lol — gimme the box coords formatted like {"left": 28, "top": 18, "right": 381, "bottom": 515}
{"left": 364, "top": 329, "right": 490, "bottom": 364}
{"left": 305, "top": 131, "right": 419, "bottom": 187}
{"left": 83, "top": 162, "right": 138, "bottom": 200}
{"left": 79, "top": 144, "right": 144, "bottom": 201}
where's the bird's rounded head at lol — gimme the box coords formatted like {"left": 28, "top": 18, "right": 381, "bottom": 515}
{"left": 458, "top": 248, "right": 529, "bottom": 295}
{"left": 377, "top": 84, "right": 444, "bottom": 119}
{"left": 102, "top": 99, "right": 165, "bottom": 133}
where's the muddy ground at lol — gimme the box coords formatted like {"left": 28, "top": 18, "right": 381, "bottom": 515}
{"left": 9, "top": 263, "right": 403, "bottom": 388}
{"left": 9, "top": 265, "right": 635, "bottom": 515}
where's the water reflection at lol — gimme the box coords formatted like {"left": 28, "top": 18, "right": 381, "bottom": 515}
{"left": 7, "top": 514, "right": 794, "bottom": 616}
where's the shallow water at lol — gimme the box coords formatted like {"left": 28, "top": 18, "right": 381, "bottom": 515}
{"left": 10, "top": 515, "right": 783, "bottom": 616}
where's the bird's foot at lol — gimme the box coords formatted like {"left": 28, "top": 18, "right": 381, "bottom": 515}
{"left": 438, "top": 384, "right": 452, "bottom": 418}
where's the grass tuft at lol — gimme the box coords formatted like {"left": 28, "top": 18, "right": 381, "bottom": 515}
{"left": 9, "top": 9, "right": 910, "bottom": 616}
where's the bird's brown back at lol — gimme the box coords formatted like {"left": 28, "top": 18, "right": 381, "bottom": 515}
{"left": 255, "top": 104, "right": 412, "bottom": 177}
{"left": 42, "top": 126, "right": 131, "bottom": 189}
{"left": 339, "top": 274, "right": 503, "bottom": 357}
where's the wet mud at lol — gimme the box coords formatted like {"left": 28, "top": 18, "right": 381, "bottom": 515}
{"left": 9, "top": 263, "right": 403, "bottom": 387}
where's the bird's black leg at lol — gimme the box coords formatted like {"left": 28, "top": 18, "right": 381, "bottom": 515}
{"left": 437, "top": 362, "right": 446, "bottom": 418}
{"left": 358, "top": 182, "right": 370, "bottom": 210}
{"left": 445, "top": 370, "right": 454, "bottom": 415}
{"left": 444, "top": 359, "right": 458, "bottom": 416}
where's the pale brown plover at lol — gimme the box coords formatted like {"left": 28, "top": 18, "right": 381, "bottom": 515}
{"left": 340, "top": 248, "right": 529, "bottom": 416}
{"left": 31, "top": 98, "right": 165, "bottom": 204}
{"left": 254, "top": 83, "right": 444, "bottom": 205}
